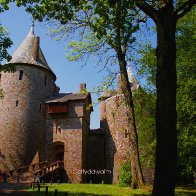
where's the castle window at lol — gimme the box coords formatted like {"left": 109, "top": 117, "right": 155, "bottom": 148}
{"left": 57, "top": 125, "right": 61, "bottom": 134}
{"left": 44, "top": 75, "right": 47, "bottom": 85}
{"left": 16, "top": 100, "right": 19, "bottom": 107}
{"left": 104, "top": 103, "right": 106, "bottom": 112}
{"left": 125, "top": 129, "right": 129, "bottom": 138}
{"left": 115, "top": 95, "right": 120, "bottom": 107}
{"left": 48, "top": 103, "right": 68, "bottom": 114}
{"left": 19, "top": 70, "right": 23, "bottom": 80}
{"left": 39, "top": 104, "right": 42, "bottom": 111}
{"left": 55, "top": 123, "right": 62, "bottom": 134}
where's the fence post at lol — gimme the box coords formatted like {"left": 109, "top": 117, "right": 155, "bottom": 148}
{"left": 54, "top": 189, "right": 58, "bottom": 196}
{"left": 38, "top": 184, "right": 40, "bottom": 192}
{"left": 45, "top": 186, "right": 48, "bottom": 196}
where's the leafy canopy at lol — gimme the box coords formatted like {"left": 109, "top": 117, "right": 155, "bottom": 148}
{"left": 0, "top": 1, "right": 15, "bottom": 98}
{"left": 15, "top": 0, "right": 142, "bottom": 53}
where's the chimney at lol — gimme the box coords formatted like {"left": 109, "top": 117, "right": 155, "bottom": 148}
{"left": 80, "top": 83, "right": 86, "bottom": 91}
{"left": 32, "top": 36, "right": 40, "bottom": 61}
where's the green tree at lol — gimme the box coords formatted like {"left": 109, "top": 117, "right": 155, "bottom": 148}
{"left": 0, "top": 25, "right": 12, "bottom": 66}
{"left": 0, "top": 2, "right": 13, "bottom": 98}
{"left": 0, "top": 1, "right": 12, "bottom": 66}
{"left": 134, "top": 88, "right": 156, "bottom": 170}
{"left": 134, "top": 1, "right": 195, "bottom": 195}
{"left": 136, "top": 7, "right": 195, "bottom": 186}
{"left": 176, "top": 10, "right": 195, "bottom": 184}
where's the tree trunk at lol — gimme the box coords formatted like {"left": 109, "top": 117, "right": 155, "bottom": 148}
{"left": 117, "top": 52, "right": 144, "bottom": 189}
{"left": 152, "top": 10, "right": 177, "bottom": 196}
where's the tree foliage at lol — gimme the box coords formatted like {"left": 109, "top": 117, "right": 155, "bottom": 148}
{"left": 134, "top": 1, "right": 195, "bottom": 194}
{"left": 0, "top": 1, "right": 14, "bottom": 98}
{"left": 134, "top": 88, "right": 156, "bottom": 169}
{"left": 118, "top": 160, "right": 132, "bottom": 187}
{"left": 0, "top": 25, "right": 12, "bottom": 66}
{"left": 176, "top": 9, "right": 196, "bottom": 184}
{"left": 0, "top": 0, "right": 13, "bottom": 67}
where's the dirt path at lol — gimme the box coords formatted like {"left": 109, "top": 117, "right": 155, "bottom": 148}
{"left": 0, "top": 183, "right": 36, "bottom": 196}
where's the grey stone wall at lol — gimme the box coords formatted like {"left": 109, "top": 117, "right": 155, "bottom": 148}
{"left": 45, "top": 98, "right": 91, "bottom": 183}
{"left": 100, "top": 94, "right": 131, "bottom": 184}
{"left": 0, "top": 64, "right": 57, "bottom": 173}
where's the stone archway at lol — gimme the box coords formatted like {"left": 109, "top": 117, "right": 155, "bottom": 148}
{"left": 51, "top": 142, "right": 64, "bottom": 162}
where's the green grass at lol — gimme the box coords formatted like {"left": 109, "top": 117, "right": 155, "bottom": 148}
{"left": 28, "top": 184, "right": 150, "bottom": 196}
{"left": 27, "top": 184, "right": 196, "bottom": 196}
{"left": 175, "top": 186, "right": 196, "bottom": 196}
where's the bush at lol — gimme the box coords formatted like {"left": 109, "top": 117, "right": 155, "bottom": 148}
{"left": 118, "top": 160, "right": 132, "bottom": 187}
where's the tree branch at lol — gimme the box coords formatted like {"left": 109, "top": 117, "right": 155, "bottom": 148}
{"left": 135, "top": 1, "right": 158, "bottom": 23}
{"left": 175, "top": 0, "right": 196, "bottom": 20}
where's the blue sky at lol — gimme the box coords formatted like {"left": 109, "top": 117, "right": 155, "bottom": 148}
{"left": 1, "top": 3, "right": 155, "bottom": 128}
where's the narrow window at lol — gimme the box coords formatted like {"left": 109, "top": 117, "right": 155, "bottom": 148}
{"left": 44, "top": 75, "right": 47, "bottom": 85}
{"left": 19, "top": 70, "right": 23, "bottom": 80}
{"left": 125, "top": 130, "right": 129, "bottom": 138}
{"left": 39, "top": 104, "right": 42, "bottom": 111}
{"left": 16, "top": 100, "right": 19, "bottom": 107}
{"left": 104, "top": 102, "right": 106, "bottom": 112}
{"left": 115, "top": 95, "right": 120, "bottom": 107}
{"left": 57, "top": 126, "right": 61, "bottom": 134}
{"left": 56, "top": 123, "right": 62, "bottom": 134}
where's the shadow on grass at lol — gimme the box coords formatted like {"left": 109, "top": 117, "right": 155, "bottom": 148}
{"left": 28, "top": 189, "right": 149, "bottom": 196}
{"left": 75, "top": 194, "right": 147, "bottom": 196}
{"left": 175, "top": 192, "right": 196, "bottom": 196}
{"left": 62, "top": 194, "right": 148, "bottom": 196}
{"left": 26, "top": 183, "right": 150, "bottom": 196}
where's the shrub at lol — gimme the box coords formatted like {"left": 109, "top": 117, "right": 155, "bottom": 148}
{"left": 118, "top": 160, "right": 132, "bottom": 187}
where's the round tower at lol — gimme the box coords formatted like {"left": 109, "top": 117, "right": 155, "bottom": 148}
{"left": 101, "top": 63, "right": 140, "bottom": 183}
{"left": 0, "top": 24, "right": 58, "bottom": 173}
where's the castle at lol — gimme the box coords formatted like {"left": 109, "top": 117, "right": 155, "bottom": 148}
{"left": 0, "top": 25, "right": 139, "bottom": 184}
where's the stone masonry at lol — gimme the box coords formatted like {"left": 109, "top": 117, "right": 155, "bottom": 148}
{"left": 0, "top": 45, "right": 58, "bottom": 172}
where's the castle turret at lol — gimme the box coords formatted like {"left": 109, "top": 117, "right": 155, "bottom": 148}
{"left": 0, "top": 24, "right": 58, "bottom": 173}
{"left": 118, "top": 61, "right": 140, "bottom": 93}
{"left": 100, "top": 61, "right": 140, "bottom": 183}
{"left": 127, "top": 61, "right": 140, "bottom": 92}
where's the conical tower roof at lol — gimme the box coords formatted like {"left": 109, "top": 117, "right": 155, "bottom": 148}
{"left": 9, "top": 24, "right": 56, "bottom": 80}
{"left": 127, "top": 61, "right": 140, "bottom": 91}
{"left": 117, "top": 61, "right": 140, "bottom": 93}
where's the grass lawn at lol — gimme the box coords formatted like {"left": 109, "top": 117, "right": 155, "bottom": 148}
{"left": 27, "top": 184, "right": 196, "bottom": 196}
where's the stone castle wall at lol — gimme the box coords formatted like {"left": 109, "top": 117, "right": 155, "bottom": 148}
{"left": 45, "top": 99, "right": 91, "bottom": 183}
{"left": 0, "top": 64, "right": 57, "bottom": 173}
{"left": 100, "top": 94, "right": 131, "bottom": 183}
